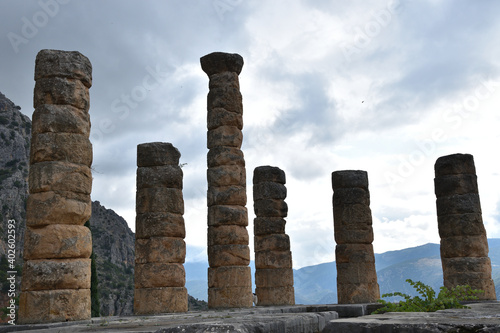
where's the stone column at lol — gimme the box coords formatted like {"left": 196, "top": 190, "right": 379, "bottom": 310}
{"left": 134, "top": 142, "right": 188, "bottom": 314}
{"left": 201, "top": 52, "right": 252, "bottom": 308}
{"left": 19, "top": 49, "right": 93, "bottom": 324}
{"left": 253, "top": 166, "right": 294, "bottom": 306}
{"left": 332, "top": 170, "right": 380, "bottom": 304}
{"left": 434, "top": 153, "right": 496, "bottom": 300}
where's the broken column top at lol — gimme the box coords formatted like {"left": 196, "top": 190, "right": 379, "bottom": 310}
{"left": 35, "top": 49, "right": 92, "bottom": 88}
{"left": 253, "top": 166, "right": 286, "bottom": 184}
{"left": 332, "top": 170, "right": 368, "bottom": 190}
{"left": 137, "top": 142, "right": 180, "bottom": 167}
{"left": 200, "top": 52, "right": 244, "bottom": 76}
{"left": 435, "top": 153, "right": 476, "bottom": 177}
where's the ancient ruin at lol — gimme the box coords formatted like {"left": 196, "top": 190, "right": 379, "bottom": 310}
{"left": 253, "top": 166, "right": 295, "bottom": 305}
{"left": 332, "top": 170, "right": 380, "bottom": 304}
{"left": 19, "top": 49, "right": 93, "bottom": 323}
{"left": 201, "top": 52, "right": 253, "bottom": 308}
{"left": 134, "top": 142, "right": 188, "bottom": 314}
{"left": 434, "top": 153, "right": 496, "bottom": 300}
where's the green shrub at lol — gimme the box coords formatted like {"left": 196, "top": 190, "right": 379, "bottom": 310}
{"left": 374, "top": 279, "right": 484, "bottom": 313}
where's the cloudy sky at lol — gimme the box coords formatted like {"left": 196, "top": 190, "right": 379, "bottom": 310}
{"left": 1, "top": 0, "right": 500, "bottom": 269}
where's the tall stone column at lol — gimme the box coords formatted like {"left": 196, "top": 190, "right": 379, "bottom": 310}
{"left": 434, "top": 153, "right": 496, "bottom": 300}
{"left": 253, "top": 166, "right": 294, "bottom": 306}
{"left": 332, "top": 170, "right": 379, "bottom": 304}
{"left": 19, "top": 49, "right": 93, "bottom": 324}
{"left": 201, "top": 52, "right": 252, "bottom": 308}
{"left": 134, "top": 142, "right": 188, "bottom": 314}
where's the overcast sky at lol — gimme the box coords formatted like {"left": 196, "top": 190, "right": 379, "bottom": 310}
{"left": 2, "top": 0, "right": 500, "bottom": 269}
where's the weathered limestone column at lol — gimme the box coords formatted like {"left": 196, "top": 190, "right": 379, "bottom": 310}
{"left": 134, "top": 142, "right": 188, "bottom": 314}
{"left": 19, "top": 49, "right": 93, "bottom": 324}
{"left": 332, "top": 170, "right": 380, "bottom": 304}
{"left": 434, "top": 153, "right": 496, "bottom": 300}
{"left": 253, "top": 166, "right": 294, "bottom": 306}
{"left": 201, "top": 52, "right": 252, "bottom": 308}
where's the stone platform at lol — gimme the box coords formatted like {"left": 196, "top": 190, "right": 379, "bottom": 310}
{"left": 2, "top": 302, "right": 499, "bottom": 332}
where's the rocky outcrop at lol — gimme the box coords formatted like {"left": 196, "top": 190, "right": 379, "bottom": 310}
{"left": 434, "top": 153, "right": 496, "bottom": 300}
{"left": 201, "top": 52, "right": 252, "bottom": 308}
{"left": 332, "top": 170, "right": 380, "bottom": 304}
{"left": 19, "top": 49, "right": 93, "bottom": 324}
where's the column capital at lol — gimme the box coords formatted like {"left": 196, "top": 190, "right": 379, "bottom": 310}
{"left": 201, "top": 52, "right": 244, "bottom": 76}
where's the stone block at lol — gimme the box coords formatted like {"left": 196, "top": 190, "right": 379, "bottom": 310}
{"left": 207, "top": 165, "right": 246, "bottom": 187}
{"left": 207, "top": 147, "right": 245, "bottom": 168}
{"left": 208, "top": 286, "right": 253, "bottom": 308}
{"left": 333, "top": 204, "right": 373, "bottom": 229}
{"left": 442, "top": 257, "right": 492, "bottom": 276}
{"left": 436, "top": 193, "right": 482, "bottom": 216}
{"left": 335, "top": 244, "right": 375, "bottom": 263}
{"left": 26, "top": 191, "right": 91, "bottom": 226}
{"left": 208, "top": 225, "right": 249, "bottom": 246}
{"left": 336, "top": 262, "right": 378, "bottom": 284}
{"left": 440, "top": 235, "right": 489, "bottom": 258}
{"left": 24, "top": 225, "right": 92, "bottom": 260}
{"left": 208, "top": 266, "right": 251, "bottom": 288}
{"left": 135, "top": 237, "right": 186, "bottom": 264}
{"left": 443, "top": 278, "right": 496, "bottom": 300}
{"left": 207, "top": 126, "right": 243, "bottom": 148}
{"left": 334, "top": 229, "right": 374, "bottom": 244}
{"left": 254, "top": 217, "right": 286, "bottom": 236}
{"left": 254, "top": 199, "right": 288, "bottom": 217}
{"left": 201, "top": 52, "right": 244, "bottom": 76}
{"left": 134, "top": 287, "right": 187, "bottom": 314}
{"left": 208, "top": 107, "right": 243, "bottom": 130}
{"left": 135, "top": 263, "right": 185, "bottom": 288}
{"left": 208, "top": 244, "right": 250, "bottom": 267}
{"left": 18, "top": 289, "right": 90, "bottom": 324}
{"left": 255, "top": 268, "right": 294, "bottom": 287}
{"left": 254, "top": 234, "right": 290, "bottom": 252}
{"left": 137, "top": 142, "right": 181, "bottom": 167}
{"left": 253, "top": 182, "right": 287, "bottom": 201}
{"left": 137, "top": 165, "right": 183, "bottom": 189}
{"left": 32, "top": 104, "right": 90, "bottom": 135}
{"left": 34, "top": 77, "right": 89, "bottom": 111}
{"left": 253, "top": 166, "right": 286, "bottom": 184}
{"left": 207, "top": 185, "right": 246, "bottom": 206}
{"left": 435, "top": 153, "right": 476, "bottom": 177}
{"left": 208, "top": 205, "right": 248, "bottom": 227}
{"left": 434, "top": 174, "right": 478, "bottom": 197}
{"left": 332, "top": 170, "right": 368, "bottom": 190}
{"left": 136, "top": 188, "right": 184, "bottom": 214}
{"left": 255, "top": 250, "right": 292, "bottom": 269}
{"left": 437, "top": 213, "right": 486, "bottom": 238}
{"left": 333, "top": 188, "right": 370, "bottom": 206}
{"left": 29, "top": 161, "right": 92, "bottom": 195}
{"left": 21, "top": 259, "right": 90, "bottom": 291}
{"left": 136, "top": 212, "right": 185, "bottom": 239}
{"left": 255, "top": 286, "right": 295, "bottom": 306}
{"left": 30, "top": 132, "right": 92, "bottom": 166}
{"left": 337, "top": 282, "right": 380, "bottom": 304}
{"left": 35, "top": 49, "right": 92, "bottom": 88}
